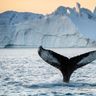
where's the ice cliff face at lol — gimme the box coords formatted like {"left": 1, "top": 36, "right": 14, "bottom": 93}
{"left": 0, "top": 3, "right": 96, "bottom": 48}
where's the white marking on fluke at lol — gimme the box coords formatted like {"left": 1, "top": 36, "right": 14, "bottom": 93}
{"left": 78, "top": 51, "right": 96, "bottom": 65}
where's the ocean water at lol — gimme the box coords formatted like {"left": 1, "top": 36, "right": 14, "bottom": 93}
{"left": 0, "top": 48, "right": 96, "bottom": 96}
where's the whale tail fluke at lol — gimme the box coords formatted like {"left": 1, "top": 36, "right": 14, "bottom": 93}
{"left": 38, "top": 46, "right": 96, "bottom": 83}
{"left": 70, "top": 50, "right": 96, "bottom": 69}
{"left": 38, "top": 46, "right": 69, "bottom": 69}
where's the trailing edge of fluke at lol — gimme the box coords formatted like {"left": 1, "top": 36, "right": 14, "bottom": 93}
{"left": 38, "top": 46, "right": 96, "bottom": 83}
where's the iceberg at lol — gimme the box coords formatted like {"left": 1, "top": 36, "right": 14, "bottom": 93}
{"left": 0, "top": 3, "right": 96, "bottom": 48}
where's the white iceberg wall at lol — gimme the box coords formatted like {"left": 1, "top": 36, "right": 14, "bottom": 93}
{"left": 7, "top": 15, "right": 95, "bottom": 48}
{"left": 0, "top": 5, "right": 96, "bottom": 48}
{"left": 42, "top": 33, "right": 94, "bottom": 48}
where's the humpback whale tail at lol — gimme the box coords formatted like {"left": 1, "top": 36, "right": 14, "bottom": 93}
{"left": 38, "top": 46, "right": 96, "bottom": 83}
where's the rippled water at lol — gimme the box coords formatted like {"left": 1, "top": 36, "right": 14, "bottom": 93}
{"left": 0, "top": 48, "right": 96, "bottom": 96}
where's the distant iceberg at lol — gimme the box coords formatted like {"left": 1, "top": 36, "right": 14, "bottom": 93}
{"left": 0, "top": 3, "right": 96, "bottom": 48}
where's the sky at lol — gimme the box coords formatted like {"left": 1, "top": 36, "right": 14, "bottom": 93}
{"left": 0, "top": 0, "right": 96, "bottom": 14}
